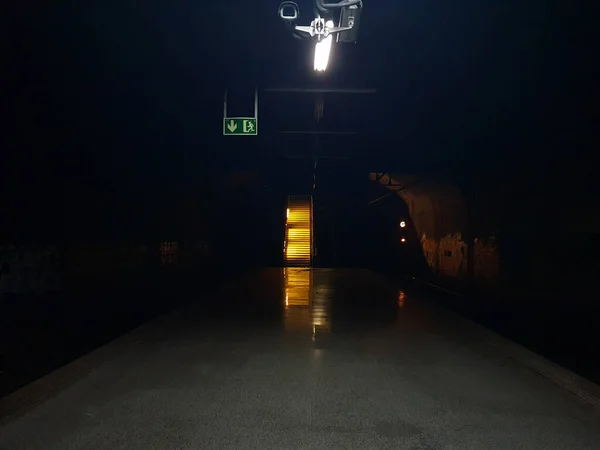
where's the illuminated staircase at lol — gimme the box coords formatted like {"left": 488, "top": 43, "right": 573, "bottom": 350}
{"left": 284, "top": 195, "right": 313, "bottom": 267}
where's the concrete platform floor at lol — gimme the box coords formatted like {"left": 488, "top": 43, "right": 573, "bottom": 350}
{"left": 1, "top": 268, "right": 600, "bottom": 449}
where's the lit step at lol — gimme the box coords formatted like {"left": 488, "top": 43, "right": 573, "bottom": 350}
{"left": 284, "top": 195, "right": 313, "bottom": 268}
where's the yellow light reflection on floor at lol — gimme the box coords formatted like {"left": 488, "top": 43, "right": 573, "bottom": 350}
{"left": 283, "top": 268, "right": 312, "bottom": 333}
{"left": 284, "top": 268, "right": 311, "bottom": 307}
{"left": 283, "top": 268, "right": 331, "bottom": 338}
{"left": 312, "top": 274, "right": 332, "bottom": 337}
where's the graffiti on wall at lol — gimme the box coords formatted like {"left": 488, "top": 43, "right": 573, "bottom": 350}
{"left": 420, "top": 233, "right": 438, "bottom": 273}
{"left": 65, "top": 245, "right": 149, "bottom": 275}
{"left": 420, "top": 233, "right": 468, "bottom": 278}
{"left": 159, "top": 241, "right": 212, "bottom": 268}
{"left": 439, "top": 234, "right": 468, "bottom": 278}
{"left": 420, "top": 233, "right": 500, "bottom": 284}
{"left": 473, "top": 236, "right": 499, "bottom": 283}
{"left": 159, "top": 241, "right": 179, "bottom": 266}
{"left": 0, "top": 245, "right": 60, "bottom": 296}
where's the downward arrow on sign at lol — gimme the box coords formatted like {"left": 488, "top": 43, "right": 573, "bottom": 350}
{"left": 227, "top": 120, "right": 237, "bottom": 132}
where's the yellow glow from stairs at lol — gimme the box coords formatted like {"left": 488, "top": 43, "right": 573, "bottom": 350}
{"left": 284, "top": 196, "right": 313, "bottom": 267}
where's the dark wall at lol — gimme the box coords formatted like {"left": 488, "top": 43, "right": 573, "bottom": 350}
{"left": 209, "top": 184, "right": 286, "bottom": 269}
{"left": 314, "top": 190, "right": 424, "bottom": 273}
{"left": 0, "top": 170, "right": 286, "bottom": 300}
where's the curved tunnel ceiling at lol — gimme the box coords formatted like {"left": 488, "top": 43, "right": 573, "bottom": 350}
{"left": 215, "top": 170, "right": 467, "bottom": 241}
{"left": 369, "top": 173, "right": 467, "bottom": 242}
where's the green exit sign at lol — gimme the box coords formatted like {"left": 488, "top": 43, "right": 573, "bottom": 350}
{"left": 223, "top": 117, "right": 258, "bottom": 136}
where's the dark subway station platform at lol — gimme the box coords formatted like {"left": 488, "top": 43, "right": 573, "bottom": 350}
{"left": 3, "top": 1, "right": 599, "bottom": 449}
{"left": 2, "top": 269, "right": 600, "bottom": 449}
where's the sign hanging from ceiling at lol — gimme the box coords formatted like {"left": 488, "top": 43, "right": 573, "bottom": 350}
{"left": 223, "top": 117, "right": 257, "bottom": 136}
{"left": 223, "top": 89, "right": 258, "bottom": 136}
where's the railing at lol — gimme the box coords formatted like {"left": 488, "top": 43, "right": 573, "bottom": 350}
{"left": 310, "top": 195, "right": 315, "bottom": 267}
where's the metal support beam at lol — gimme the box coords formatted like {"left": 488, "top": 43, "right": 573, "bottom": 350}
{"left": 268, "top": 86, "right": 375, "bottom": 162}
{"left": 283, "top": 154, "right": 352, "bottom": 160}
{"left": 367, "top": 191, "right": 396, "bottom": 205}
{"left": 254, "top": 88, "right": 258, "bottom": 119}
{"left": 264, "top": 87, "right": 377, "bottom": 94}
{"left": 373, "top": 172, "right": 405, "bottom": 187}
{"left": 278, "top": 131, "right": 358, "bottom": 135}
{"left": 315, "top": 94, "right": 324, "bottom": 122}
{"left": 223, "top": 89, "right": 258, "bottom": 119}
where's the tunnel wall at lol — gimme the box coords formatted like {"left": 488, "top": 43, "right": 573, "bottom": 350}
{"left": 0, "top": 245, "right": 61, "bottom": 296}
{"left": 0, "top": 244, "right": 179, "bottom": 297}
{"left": 369, "top": 173, "right": 500, "bottom": 287}
{"left": 0, "top": 171, "right": 267, "bottom": 299}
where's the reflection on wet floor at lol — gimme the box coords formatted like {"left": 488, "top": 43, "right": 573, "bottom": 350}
{"left": 282, "top": 268, "right": 315, "bottom": 333}
{"left": 5, "top": 269, "right": 600, "bottom": 450}
{"left": 282, "top": 268, "right": 405, "bottom": 340}
{"left": 283, "top": 268, "right": 333, "bottom": 347}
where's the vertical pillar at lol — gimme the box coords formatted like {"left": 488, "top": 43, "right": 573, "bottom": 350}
{"left": 254, "top": 88, "right": 258, "bottom": 119}
{"left": 466, "top": 179, "right": 475, "bottom": 280}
